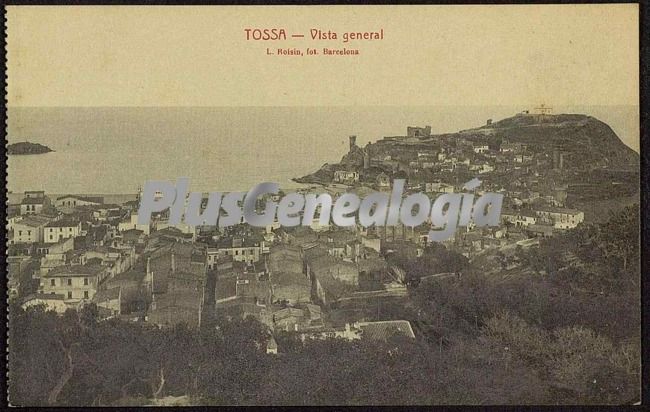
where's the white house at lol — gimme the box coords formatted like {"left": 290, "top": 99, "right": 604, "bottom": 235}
{"left": 44, "top": 219, "right": 81, "bottom": 243}
{"left": 334, "top": 170, "right": 359, "bottom": 184}
{"left": 534, "top": 207, "right": 584, "bottom": 229}
{"left": 55, "top": 195, "right": 103, "bottom": 211}
{"left": 13, "top": 215, "right": 51, "bottom": 244}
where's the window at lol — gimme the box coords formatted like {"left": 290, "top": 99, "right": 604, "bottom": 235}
{"left": 84, "top": 278, "right": 89, "bottom": 286}
{"left": 67, "top": 278, "right": 72, "bottom": 286}
{"left": 67, "top": 291, "right": 73, "bottom": 299}
{"left": 50, "top": 279, "right": 56, "bottom": 286}
{"left": 27, "top": 231, "right": 31, "bottom": 236}
{"left": 60, "top": 228, "right": 63, "bottom": 232}
{"left": 84, "top": 291, "right": 89, "bottom": 299}
{"left": 18, "top": 231, "right": 22, "bottom": 236}
{"left": 49, "top": 235, "right": 53, "bottom": 240}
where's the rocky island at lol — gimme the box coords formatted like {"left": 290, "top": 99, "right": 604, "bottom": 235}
{"left": 7, "top": 141, "right": 53, "bottom": 155}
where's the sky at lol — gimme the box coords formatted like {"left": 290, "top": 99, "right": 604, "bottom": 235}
{"left": 6, "top": 5, "right": 639, "bottom": 109}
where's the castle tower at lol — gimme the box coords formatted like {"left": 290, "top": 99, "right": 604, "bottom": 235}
{"left": 349, "top": 135, "right": 357, "bottom": 151}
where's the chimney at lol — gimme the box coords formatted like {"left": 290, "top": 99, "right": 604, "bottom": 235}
{"left": 171, "top": 252, "right": 175, "bottom": 273}
{"left": 146, "top": 256, "right": 151, "bottom": 275}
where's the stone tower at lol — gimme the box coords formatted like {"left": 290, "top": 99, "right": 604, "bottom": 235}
{"left": 349, "top": 135, "right": 357, "bottom": 151}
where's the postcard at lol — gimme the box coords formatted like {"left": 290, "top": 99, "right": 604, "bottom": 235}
{"left": 5, "top": 4, "right": 641, "bottom": 406}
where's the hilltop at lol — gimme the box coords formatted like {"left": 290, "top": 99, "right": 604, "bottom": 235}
{"left": 462, "top": 113, "right": 638, "bottom": 170}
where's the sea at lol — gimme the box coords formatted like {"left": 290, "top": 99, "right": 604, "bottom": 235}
{"left": 7, "top": 106, "right": 639, "bottom": 203}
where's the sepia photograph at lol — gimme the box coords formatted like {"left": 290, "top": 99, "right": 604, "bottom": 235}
{"left": 4, "top": 4, "right": 642, "bottom": 406}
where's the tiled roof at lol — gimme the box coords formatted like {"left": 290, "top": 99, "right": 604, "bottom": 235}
{"left": 46, "top": 219, "right": 80, "bottom": 228}
{"left": 56, "top": 195, "right": 103, "bottom": 203}
{"left": 535, "top": 207, "right": 582, "bottom": 215}
{"left": 527, "top": 224, "right": 554, "bottom": 233}
{"left": 23, "top": 293, "right": 66, "bottom": 302}
{"left": 92, "top": 287, "right": 121, "bottom": 303}
{"left": 16, "top": 216, "right": 51, "bottom": 227}
{"left": 21, "top": 197, "right": 46, "bottom": 205}
{"left": 358, "top": 320, "right": 415, "bottom": 340}
{"left": 109, "top": 270, "right": 146, "bottom": 284}
{"left": 46, "top": 264, "right": 105, "bottom": 277}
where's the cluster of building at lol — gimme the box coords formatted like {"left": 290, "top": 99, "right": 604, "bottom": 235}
{"left": 326, "top": 117, "right": 584, "bottom": 257}
{"left": 9, "top": 113, "right": 587, "bottom": 353}
{"left": 8, "top": 188, "right": 418, "bottom": 353}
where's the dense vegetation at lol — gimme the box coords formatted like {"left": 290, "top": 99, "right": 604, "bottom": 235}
{"left": 8, "top": 206, "right": 640, "bottom": 405}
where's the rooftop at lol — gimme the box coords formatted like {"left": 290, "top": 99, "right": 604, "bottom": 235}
{"left": 56, "top": 195, "right": 104, "bottom": 204}
{"left": 45, "top": 264, "right": 105, "bottom": 277}
{"left": 45, "top": 219, "right": 80, "bottom": 228}
{"left": 109, "top": 270, "right": 146, "bottom": 284}
{"left": 16, "top": 215, "right": 51, "bottom": 227}
{"left": 535, "top": 206, "right": 582, "bottom": 215}
{"left": 21, "top": 197, "right": 47, "bottom": 205}
{"left": 23, "top": 293, "right": 66, "bottom": 303}
{"left": 358, "top": 320, "right": 416, "bottom": 340}
{"left": 527, "top": 224, "right": 554, "bottom": 233}
{"left": 92, "top": 287, "right": 121, "bottom": 303}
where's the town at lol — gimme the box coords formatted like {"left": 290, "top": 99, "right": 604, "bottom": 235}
{"left": 7, "top": 108, "right": 601, "bottom": 356}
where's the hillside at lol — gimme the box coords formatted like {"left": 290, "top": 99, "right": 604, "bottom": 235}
{"left": 295, "top": 112, "right": 639, "bottom": 186}
{"left": 465, "top": 114, "right": 638, "bottom": 170}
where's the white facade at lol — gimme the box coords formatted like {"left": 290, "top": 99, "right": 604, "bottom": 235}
{"left": 535, "top": 209, "right": 584, "bottom": 229}
{"left": 44, "top": 221, "right": 81, "bottom": 243}
{"left": 13, "top": 217, "right": 49, "bottom": 243}
{"left": 118, "top": 213, "right": 151, "bottom": 235}
{"left": 334, "top": 170, "right": 359, "bottom": 184}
